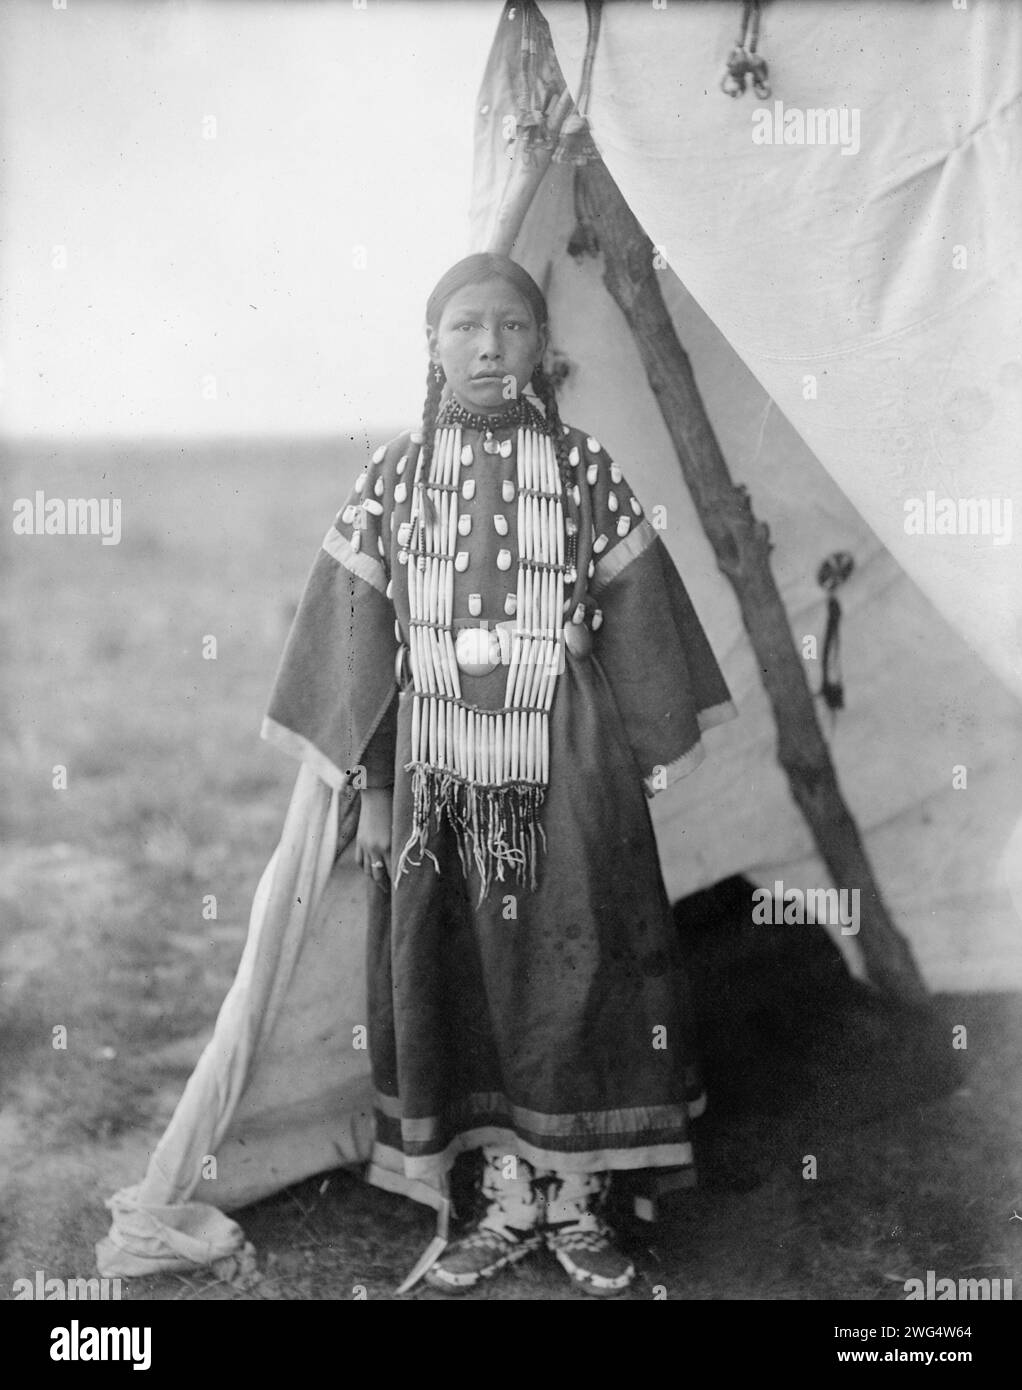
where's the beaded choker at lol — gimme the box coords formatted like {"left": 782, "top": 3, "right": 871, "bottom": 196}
{"left": 437, "top": 394, "right": 549, "bottom": 436}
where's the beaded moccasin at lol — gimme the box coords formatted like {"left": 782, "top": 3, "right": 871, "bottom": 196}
{"left": 423, "top": 1224, "right": 544, "bottom": 1295}
{"left": 545, "top": 1216, "right": 636, "bottom": 1297}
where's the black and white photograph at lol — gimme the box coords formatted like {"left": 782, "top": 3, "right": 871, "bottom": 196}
{"left": 2, "top": 0, "right": 1020, "bottom": 1354}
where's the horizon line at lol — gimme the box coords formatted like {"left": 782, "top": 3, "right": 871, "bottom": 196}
{"left": 0, "top": 427, "right": 412, "bottom": 451}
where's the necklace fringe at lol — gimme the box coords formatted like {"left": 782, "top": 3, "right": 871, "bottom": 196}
{"left": 396, "top": 765, "right": 547, "bottom": 905}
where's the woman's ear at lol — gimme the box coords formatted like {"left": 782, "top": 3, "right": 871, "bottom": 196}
{"left": 535, "top": 323, "right": 549, "bottom": 368}
{"left": 426, "top": 325, "right": 441, "bottom": 363}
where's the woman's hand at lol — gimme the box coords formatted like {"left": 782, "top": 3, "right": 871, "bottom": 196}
{"left": 355, "top": 787, "right": 393, "bottom": 886}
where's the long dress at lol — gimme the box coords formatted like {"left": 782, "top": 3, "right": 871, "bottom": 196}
{"left": 262, "top": 411, "right": 736, "bottom": 1203}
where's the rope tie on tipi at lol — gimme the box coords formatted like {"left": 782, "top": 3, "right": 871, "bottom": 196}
{"left": 552, "top": 0, "right": 603, "bottom": 165}
{"left": 721, "top": 0, "right": 771, "bottom": 99}
{"left": 817, "top": 551, "right": 855, "bottom": 716}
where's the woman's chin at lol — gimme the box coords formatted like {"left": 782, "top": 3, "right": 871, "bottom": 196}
{"left": 458, "top": 381, "right": 512, "bottom": 413}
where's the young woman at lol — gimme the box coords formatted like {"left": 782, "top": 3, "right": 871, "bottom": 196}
{"left": 263, "top": 253, "right": 736, "bottom": 1296}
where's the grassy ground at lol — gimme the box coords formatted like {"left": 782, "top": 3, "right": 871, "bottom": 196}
{"left": 1, "top": 437, "right": 1020, "bottom": 1302}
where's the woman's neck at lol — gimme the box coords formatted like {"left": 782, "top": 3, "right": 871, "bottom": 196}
{"left": 437, "top": 394, "right": 546, "bottom": 434}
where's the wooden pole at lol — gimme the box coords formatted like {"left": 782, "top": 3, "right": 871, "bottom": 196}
{"left": 576, "top": 157, "right": 928, "bottom": 1004}
{"left": 489, "top": 90, "right": 575, "bottom": 257}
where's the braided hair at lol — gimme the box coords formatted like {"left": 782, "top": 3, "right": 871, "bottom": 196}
{"left": 529, "top": 361, "right": 574, "bottom": 495}
{"left": 415, "top": 362, "right": 446, "bottom": 525}
{"left": 530, "top": 360, "right": 588, "bottom": 613}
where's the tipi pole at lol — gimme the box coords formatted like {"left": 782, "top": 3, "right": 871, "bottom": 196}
{"left": 489, "top": 89, "right": 575, "bottom": 256}
{"left": 575, "top": 157, "right": 927, "bottom": 1004}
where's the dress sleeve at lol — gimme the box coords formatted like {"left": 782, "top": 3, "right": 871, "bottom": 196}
{"left": 359, "top": 693, "right": 398, "bottom": 789}
{"left": 261, "top": 440, "right": 401, "bottom": 790}
{"left": 581, "top": 435, "right": 737, "bottom": 794}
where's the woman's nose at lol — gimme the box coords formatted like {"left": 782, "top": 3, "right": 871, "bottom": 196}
{"left": 479, "top": 329, "right": 501, "bottom": 358}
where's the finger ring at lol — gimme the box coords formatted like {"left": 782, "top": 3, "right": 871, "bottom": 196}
{"left": 371, "top": 861, "right": 384, "bottom": 871}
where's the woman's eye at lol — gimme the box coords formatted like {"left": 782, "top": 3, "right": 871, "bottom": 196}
{"left": 504, "top": 321, "right": 522, "bottom": 330}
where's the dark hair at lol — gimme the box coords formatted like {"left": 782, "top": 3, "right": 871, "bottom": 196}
{"left": 425, "top": 253, "right": 549, "bottom": 334}
{"left": 417, "top": 255, "right": 579, "bottom": 550}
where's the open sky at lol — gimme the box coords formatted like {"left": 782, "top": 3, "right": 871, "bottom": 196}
{"left": 0, "top": 0, "right": 503, "bottom": 439}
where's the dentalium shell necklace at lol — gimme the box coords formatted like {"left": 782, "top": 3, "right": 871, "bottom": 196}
{"left": 394, "top": 413, "right": 569, "bottom": 902}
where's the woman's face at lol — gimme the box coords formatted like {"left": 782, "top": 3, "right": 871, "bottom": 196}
{"left": 428, "top": 276, "right": 546, "bottom": 416}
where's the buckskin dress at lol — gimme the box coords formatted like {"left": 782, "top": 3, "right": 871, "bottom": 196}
{"left": 261, "top": 405, "right": 736, "bottom": 1205}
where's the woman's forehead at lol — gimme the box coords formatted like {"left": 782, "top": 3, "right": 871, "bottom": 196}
{"left": 439, "top": 278, "right": 535, "bottom": 320}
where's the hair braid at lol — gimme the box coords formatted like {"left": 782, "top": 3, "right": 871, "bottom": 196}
{"left": 530, "top": 362, "right": 576, "bottom": 505}
{"left": 531, "top": 362, "right": 591, "bottom": 617}
{"left": 415, "top": 363, "right": 445, "bottom": 528}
